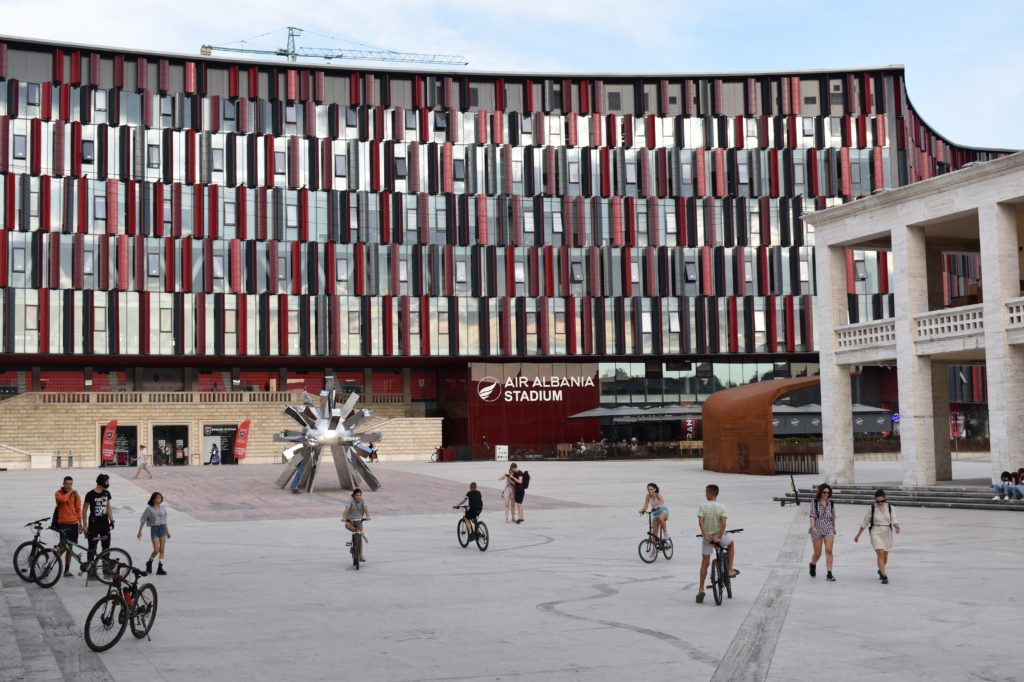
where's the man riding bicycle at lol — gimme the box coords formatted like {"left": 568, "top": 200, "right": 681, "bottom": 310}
{"left": 453, "top": 482, "right": 483, "bottom": 538}
{"left": 343, "top": 489, "right": 371, "bottom": 563}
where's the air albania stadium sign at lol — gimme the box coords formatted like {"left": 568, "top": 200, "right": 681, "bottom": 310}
{"left": 477, "top": 375, "right": 595, "bottom": 403}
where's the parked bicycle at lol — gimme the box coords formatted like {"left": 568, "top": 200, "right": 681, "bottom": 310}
{"left": 638, "top": 510, "right": 673, "bottom": 563}
{"left": 697, "top": 529, "right": 743, "bottom": 605}
{"left": 32, "top": 530, "right": 132, "bottom": 589}
{"left": 345, "top": 519, "right": 369, "bottom": 570}
{"left": 454, "top": 505, "right": 489, "bottom": 551}
{"left": 13, "top": 517, "right": 54, "bottom": 583}
{"left": 84, "top": 563, "right": 158, "bottom": 652}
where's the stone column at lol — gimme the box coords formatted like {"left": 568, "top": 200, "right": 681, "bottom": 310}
{"left": 816, "top": 242, "right": 855, "bottom": 484}
{"left": 930, "top": 362, "right": 952, "bottom": 481}
{"left": 892, "top": 224, "right": 937, "bottom": 486}
{"left": 980, "top": 202, "right": 1024, "bottom": 477}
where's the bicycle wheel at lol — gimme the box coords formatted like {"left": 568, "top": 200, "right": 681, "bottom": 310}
{"left": 84, "top": 594, "right": 127, "bottom": 652}
{"left": 93, "top": 548, "right": 132, "bottom": 585}
{"left": 474, "top": 522, "right": 489, "bottom": 552}
{"left": 638, "top": 538, "right": 658, "bottom": 563}
{"left": 13, "top": 541, "right": 43, "bottom": 582}
{"left": 457, "top": 519, "right": 470, "bottom": 547}
{"left": 710, "top": 556, "right": 723, "bottom": 605}
{"left": 33, "top": 549, "right": 63, "bottom": 588}
{"left": 661, "top": 537, "right": 674, "bottom": 561}
{"left": 129, "top": 584, "right": 158, "bottom": 639}
{"left": 352, "top": 534, "right": 361, "bottom": 570}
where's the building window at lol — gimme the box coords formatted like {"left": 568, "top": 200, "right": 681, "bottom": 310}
{"left": 405, "top": 110, "right": 417, "bottom": 130}
{"left": 399, "top": 261, "right": 409, "bottom": 282}
{"left": 346, "top": 107, "right": 359, "bottom": 127}
{"left": 802, "top": 118, "right": 814, "bottom": 136}
{"left": 336, "top": 259, "right": 349, "bottom": 281}
{"left": 160, "top": 96, "right": 173, "bottom": 117}
{"left": 553, "top": 212, "right": 563, "bottom": 233}
{"left": 469, "top": 87, "right": 480, "bottom": 107}
{"left": 854, "top": 260, "right": 868, "bottom": 281}
{"left": 684, "top": 262, "right": 698, "bottom": 283}
{"left": 523, "top": 210, "right": 534, "bottom": 233}
{"left": 225, "top": 201, "right": 236, "bottom": 226}
{"left": 521, "top": 115, "right": 532, "bottom": 134}
{"left": 433, "top": 111, "right": 447, "bottom": 131}
{"left": 82, "top": 140, "right": 95, "bottom": 164}
{"left": 334, "top": 154, "right": 348, "bottom": 178}
{"left": 455, "top": 261, "right": 467, "bottom": 283}
{"left": 95, "top": 307, "right": 106, "bottom": 331}
{"left": 570, "top": 263, "right": 584, "bottom": 283}
{"left": 286, "top": 204, "right": 298, "bottom": 228}
{"left": 568, "top": 162, "right": 580, "bottom": 183}
{"left": 625, "top": 163, "right": 637, "bottom": 184}
{"left": 95, "top": 90, "right": 107, "bottom": 112}
{"left": 12, "top": 247, "right": 26, "bottom": 273}
{"left": 147, "top": 144, "right": 160, "bottom": 169}
{"left": 669, "top": 315, "right": 681, "bottom": 333}
{"left": 212, "top": 255, "right": 225, "bottom": 279}
{"left": 278, "top": 256, "right": 287, "bottom": 279}
{"left": 12, "top": 135, "right": 27, "bottom": 160}
{"left": 348, "top": 311, "right": 360, "bottom": 328}
{"left": 83, "top": 251, "right": 94, "bottom": 275}
{"left": 608, "top": 91, "right": 622, "bottom": 111}
{"left": 94, "top": 196, "right": 107, "bottom": 220}
{"left": 285, "top": 105, "right": 297, "bottom": 124}
{"left": 26, "top": 306, "right": 37, "bottom": 330}
{"left": 163, "top": 198, "right": 172, "bottom": 226}
{"left": 803, "top": 96, "right": 817, "bottom": 106}
{"left": 514, "top": 262, "right": 526, "bottom": 283}
{"left": 223, "top": 100, "right": 237, "bottom": 121}
{"left": 274, "top": 151, "right": 286, "bottom": 175}
{"left": 631, "top": 261, "right": 640, "bottom": 283}
{"left": 27, "top": 83, "right": 41, "bottom": 106}
{"left": 453, "top": 159, "right": 466, "bottom": 181}
{"left": 394, "top": 158, "right": 408, "bottom": 179}
{"left": 438, "top": 312, "right": 449, "bottom": 335}
{"left": 147, "top": 254, "right": 160, "bottom": 277}
{"left": 211, "top": 148, "right": 224, "bottom": 172}
{"left": 554, "top": 312, "right": 566, "bottom": 334}
{"left": 160, "top": 309, "right": 173, "bottom": 332}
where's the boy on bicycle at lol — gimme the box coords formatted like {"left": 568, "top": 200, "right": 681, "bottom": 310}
{"left": 453, "top": 482, "right": 483, "bottom": 538}
{"left": 343, "top": 489, "right": 371, "bottom": 562}
{"left": 696, "top": 484, "right": 739, "bottom": 604}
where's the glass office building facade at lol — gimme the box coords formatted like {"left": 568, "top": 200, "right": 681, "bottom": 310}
{"left": 0, "top": 37, "right": 1004, "bottom": 446}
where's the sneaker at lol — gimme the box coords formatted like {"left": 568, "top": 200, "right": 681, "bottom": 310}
{"left": 145, "top": 559, "right": 154, "bottom": 574}
{"left": 63, "top": 570, "right": 73, "bottom": 577}
{"left": 515, "top": 519, "right": 524, "bottom": 524}
{"left": 993, "top": 495, "right": 1002, "bottom": 500}
{"left": 156, "top": 566, "right": 167, "bottom": 576}
{"left": 359, "top": 558, "right": 366, "bottom": 563}
{"left": 695, "top": 592, "right": 705, "bottom": 604}
{"left": 826, "top": 572, "right": 835, "bottom": 582}
{"left": 880, "top": 575, "right": 888, "bottom": 584}
{"left": 809, "top": 562, "right": 816, "bottom": 577}
{"left": 291, "top": 488, "right": 300, "bottom": 494}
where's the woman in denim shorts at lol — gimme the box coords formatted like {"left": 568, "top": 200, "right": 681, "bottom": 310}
{"left": 137, "top": 492, "right": 171, "bottom": 576}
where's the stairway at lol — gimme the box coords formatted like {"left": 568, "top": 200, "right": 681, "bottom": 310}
{"left": 772, "top": 485, "right": 1024, "bottom": 512}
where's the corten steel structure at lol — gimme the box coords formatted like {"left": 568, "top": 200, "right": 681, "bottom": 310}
{"left": 0, "top": 35, "right": 1009, "bottom": 454}
{"left": 702, "top": 376, "right": 820, "bottom": 475}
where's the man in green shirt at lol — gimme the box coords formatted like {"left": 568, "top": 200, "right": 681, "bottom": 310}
{"left": 697, "top": 484, "right": 739, "bottom": 604}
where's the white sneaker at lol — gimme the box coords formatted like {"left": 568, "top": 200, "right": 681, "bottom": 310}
{"left": 993, "top": 496, "right": 1002, "bottom": 500}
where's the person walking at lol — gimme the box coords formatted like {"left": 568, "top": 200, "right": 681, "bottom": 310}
{"left": 499, "top": 463, "right": 518, "bottom": 523}
{"left": 83, "top": 474, "right": 114, "bottom": 578}
{"left": 134, "top": 444, "right": 153, "bottom": 479}
{"left": 854, "top": 489, "right": 900, "bottom": 584}
{"left": 209, "top": 444, "right": 220, "bottom": 465}
{"left": 137, "top": 492, "right": 170, "bottom": 575}
{"left": 53, "top": 476, "right": 85, "bottom": 578}
{"left": 808, "top": 482, "right": 837, "bottom": 582}
{"left": 511, "top": 465, "right": 527, "bottom": 524}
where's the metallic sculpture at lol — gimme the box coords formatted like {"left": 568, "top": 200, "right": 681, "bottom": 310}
{"left": 274, "top": 380, "right": 382, "bottom": 493}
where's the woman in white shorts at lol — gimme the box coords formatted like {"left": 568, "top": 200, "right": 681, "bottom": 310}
{"left": 498, "top": 463, "right": 518, "bottom": 523}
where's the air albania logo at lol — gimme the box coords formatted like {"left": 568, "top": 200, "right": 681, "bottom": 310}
{"left": 477, "top": 377, "right": 502, "bottom": 403}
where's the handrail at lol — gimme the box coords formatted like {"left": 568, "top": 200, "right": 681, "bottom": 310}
{"left": 23, "top": 391, "right": 414, "bottom": 407}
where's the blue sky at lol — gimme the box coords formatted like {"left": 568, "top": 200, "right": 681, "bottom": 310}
{"left": 3, "top": 0, "right": 1021, "bottom": 148}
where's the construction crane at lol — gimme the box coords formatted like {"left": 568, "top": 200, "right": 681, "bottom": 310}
{"left": 200, "top": 27, "right": 468, "bottom": 66}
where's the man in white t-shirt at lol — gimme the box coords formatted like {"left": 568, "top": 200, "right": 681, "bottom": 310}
{"left": 134, "top": 445, "right": 153, "bottom": 479}
{"left": 696, "top": 484, "right": 739, "bottom": 603}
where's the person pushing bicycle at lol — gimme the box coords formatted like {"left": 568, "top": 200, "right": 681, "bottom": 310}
{"left": 453, "top": 482, "right": 483, "bottom": 539}
{"left": 343, "top": 489, "right": 371, "bottom": 563}
{"left": 696, "top": 484, "right": 739, "bottom": 604}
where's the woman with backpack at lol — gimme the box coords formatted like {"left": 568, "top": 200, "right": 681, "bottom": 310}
{"left": 808, "top": 483, "right": 837, "bottom": 581}
{"left": 854, "top": 488, "right": 900, "bottom": 584}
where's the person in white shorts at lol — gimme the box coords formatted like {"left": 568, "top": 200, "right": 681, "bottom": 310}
{"left": 134, "top": 444, "right": 153, "bottom": 479}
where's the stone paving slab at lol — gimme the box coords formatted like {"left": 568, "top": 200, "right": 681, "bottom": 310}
{"left": 0, "top": 459, "right": 1020, "bottom": 682}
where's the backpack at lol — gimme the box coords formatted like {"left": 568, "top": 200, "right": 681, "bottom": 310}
{"left": 813, "top": 498, "right": 834, "bottom": 518}
{"left": 868, "top": 502, "right": 893, "bottom": 530}
{"left": 521, "top": 471, "right": 530, "bottom": 490}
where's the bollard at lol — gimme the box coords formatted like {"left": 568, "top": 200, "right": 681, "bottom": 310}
{"left": 68, "top": 449, "right": 74, "bottom": 468}
{"left": 55, "top": 450, "right": 62, "bottom": 468}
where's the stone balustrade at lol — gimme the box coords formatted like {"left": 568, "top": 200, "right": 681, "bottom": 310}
{"left": 914, "top": 304, "right": 985, "bottom": 342}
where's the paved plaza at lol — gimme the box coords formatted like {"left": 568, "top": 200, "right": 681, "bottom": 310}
{"left": 0, "top": 459, "right": 1020, "bottom": 682}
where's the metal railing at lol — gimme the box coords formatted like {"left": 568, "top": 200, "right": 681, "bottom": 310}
{"left": 914, "top": 304, "right": 985, "bottom": 342}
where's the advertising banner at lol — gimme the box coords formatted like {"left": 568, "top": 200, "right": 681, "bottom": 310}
{"left": 101, "top": 420, "right": 118, "bottom": 462}
{"left": 233, "top": 419, "right": 251, "bottom": 460}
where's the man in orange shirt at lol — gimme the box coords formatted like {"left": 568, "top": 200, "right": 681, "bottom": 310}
{"left": 54, "top": 476, "right": 85, "bottom": 577}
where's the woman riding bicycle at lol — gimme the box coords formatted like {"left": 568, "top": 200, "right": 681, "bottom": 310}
{"left": 639, "top": 482, "right": 670, "bottom": 542}
{"left": 343, "top": 489, "right": 371, "bottom": 563}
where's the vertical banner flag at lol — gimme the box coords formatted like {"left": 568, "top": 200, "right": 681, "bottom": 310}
{"left": 101, "top": 420, "right": 118, "bottom": 462}
{"left": 233, "top": 419, "right": 251, "bottom": 460}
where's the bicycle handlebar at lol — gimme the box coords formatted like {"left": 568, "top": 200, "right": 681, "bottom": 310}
{"left": 25, "top": 517, "right": 49, "bottom": 527}
{"left": 695, "top": 529, "right": 744, "bottom": 536}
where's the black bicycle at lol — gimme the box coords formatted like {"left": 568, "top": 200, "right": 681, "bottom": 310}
{"left": 638, "top": 510, "right": 673, "bottom": 563}
{"left": 32, "top": 530, "right": 132, "bottom": 589}
{"left": 13, "top": 517, "right": 52, "bottom": 583}
{"left": 698, "top": 529, "right": 743, "bottom": 605}
{"left": 345, "top": 519, "right": 369, "bottom": 570}
{"left": 454, "top": 506, "right": 489, "bottom": 551}
{"left": 84, "top": 563, "right": 158, "bottom": 652}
